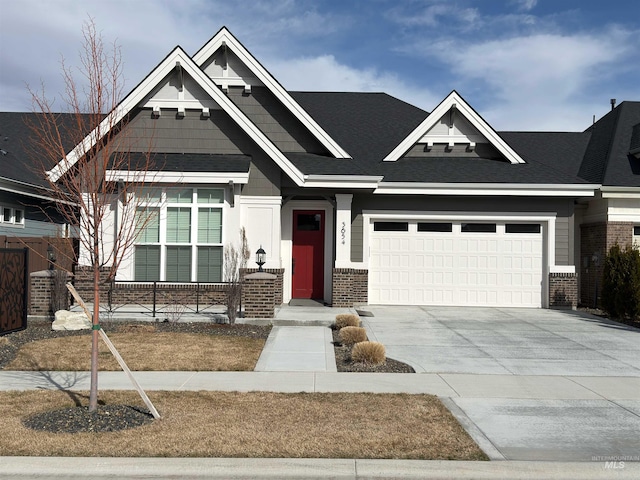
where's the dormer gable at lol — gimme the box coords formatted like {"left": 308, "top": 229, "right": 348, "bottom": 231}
{"left": 383, "top": 90, "right": 526, "bottom": 164}
{"left": 46, "top": 46, "right": 307, "bottom": 186}
{"left": 192, "top": 27, "right": 350, "bottom": 159}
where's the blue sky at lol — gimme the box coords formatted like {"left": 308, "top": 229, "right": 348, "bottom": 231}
{"left": 1, "top": 0, "right": 638, "bottom": 130}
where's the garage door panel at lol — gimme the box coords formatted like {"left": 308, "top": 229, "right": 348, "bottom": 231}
{"left": 369, "top": 221, "right": 543, "bottom": 307}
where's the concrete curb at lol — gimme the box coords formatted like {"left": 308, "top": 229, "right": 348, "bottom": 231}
{"left": 0, "top": 457, "right": 638, "bottom": 479}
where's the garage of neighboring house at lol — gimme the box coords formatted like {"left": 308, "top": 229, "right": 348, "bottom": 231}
{"left": 366, "top": 216, "right": 546, "bottom": 307}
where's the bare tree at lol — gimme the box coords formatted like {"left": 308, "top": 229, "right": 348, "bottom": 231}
{"left": 27, "top": 18, "right": 158, "bottom": 411}
{"left": 224, "top": 227, "right": 251, "bottom": 323}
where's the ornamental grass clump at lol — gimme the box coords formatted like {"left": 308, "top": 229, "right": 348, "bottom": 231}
{"left": 335, "top": 313, "right": 360, "bottom": 329}
{"left": 338, "top": 326, "right": 367, "bottom": 345}
{"left": 351, "top": 341, "right": 386, "bottom": 365}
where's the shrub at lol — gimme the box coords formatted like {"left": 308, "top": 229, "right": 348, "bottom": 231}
{"left": 351, "top": 341, "right": 386, "bottom": 365}
{"left": 335, "top": 313, "right": 360, "bottom": 329}
{"left": 601, "top": 244, "right": 640, "bottom": 320}
{"left": 339, "top": 326, "right": 367, "bottom": 345}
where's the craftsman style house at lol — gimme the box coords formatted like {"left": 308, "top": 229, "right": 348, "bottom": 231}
{"left": 2, "top": 27, "right": 639, "bottom": 311}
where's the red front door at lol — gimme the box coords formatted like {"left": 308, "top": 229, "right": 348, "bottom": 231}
{"left": 292, "top": 210, "right": 325, "bottom": 299}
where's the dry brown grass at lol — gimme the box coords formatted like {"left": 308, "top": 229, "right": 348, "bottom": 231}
{"left": 352, "top": 341, "right": 386, "bottom": 365}
{"left": 335, "top": 314, "right": 360, "bottom": 329}
{"left": 5, "top": 333, "right": 264, "bottom": 371}
{"left": 0, "top": 390, "right": 487, "bottom": 460}
{"left": 338, "top": 326, "right": 367, "bottom": 345}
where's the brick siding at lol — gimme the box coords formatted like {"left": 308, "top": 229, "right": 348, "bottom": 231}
{"left": 243, "top": 272, "right": 277, "bottom": 318}
{"left": 580, "top": 221, "right": 633, "bottom": 307}
{"left": 549, "top": 273, "right": 578, "bottom": 309}
{"left": 331, "top": 268, "right": 368, "bottom": 307}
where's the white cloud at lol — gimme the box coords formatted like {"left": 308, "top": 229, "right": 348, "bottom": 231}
{"left": 265, "top": 54, "right": 439, "bottom": 110}
{"left": 510, "top": 0, "right": 538, "bottom": 12}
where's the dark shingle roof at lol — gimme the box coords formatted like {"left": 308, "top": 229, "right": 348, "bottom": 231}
{"left": 290, "top": 91, "right": 428, "bottom": 166}
{"left": 117, "top": 152, "right": 251, "bottom": 173}
{"left": 0, "top": 112, "right": 88, "bottom": 188}
{"left": 578, "top": 101, "right": 640, "bottom": 186}
{"left": 293, "top": 92, "right": 591, "bottom": 184}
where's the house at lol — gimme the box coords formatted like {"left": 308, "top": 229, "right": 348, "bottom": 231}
{"left": 4, "top": 27, "right": 640, "bottom": 312}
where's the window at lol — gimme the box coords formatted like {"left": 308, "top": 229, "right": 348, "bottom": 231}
{"left": 634, "top": 226, "right": 640, "bottom": 247}
{"left": 418, "top": 222, "right": 452, "bottom": 232}
{"left": 461, "top": 223, "right": 496, "bottom": 233}
{"left": 506, "top": 224, "right": 541, "bottom": 234}
{"left": 374, "top": 222, "right": 409, "bottom": 232}
{"left": 0, "top": 206, "right": 25, "bottom": 226}
{"left": 134, "top": 188, "right": 224, "bottom": 282}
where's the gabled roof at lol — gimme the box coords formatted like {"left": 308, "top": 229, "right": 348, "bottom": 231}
{"left": 382, "top": 90, "right": 526, "bottom": 164}
{"left": 192, "top": 27, "right": 350, "bottom": 159}
{"left": 579, "top": 101, "right": 640, "bottom": 187}
{"left": 46, "top": 45, "right": 310, "bottom": 186}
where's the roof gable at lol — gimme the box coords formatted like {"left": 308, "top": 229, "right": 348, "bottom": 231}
{"left": 192, "top": 27, "right": 350, "bottom": 159}
{"left": 383, "top": 90, "right": 526, "bottom": 164}
{"left": 47, "top": 46, "right": 309, "bottom": 186}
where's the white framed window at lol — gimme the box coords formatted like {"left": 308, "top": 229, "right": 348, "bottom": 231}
{"left": 0, "top": 206, "right": 25, "bottom": 226}
{"left": 134, "top": 187, "right": 224, "bottom": 282}
{"left": 634, "top": 225, "right": 640, "bottom": 248}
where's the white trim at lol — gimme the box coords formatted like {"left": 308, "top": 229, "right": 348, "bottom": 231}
{"left": 106, "top": 170, "right": 249, "bottom": 184}
{"left": 362, "top": 211, "right": 560, "bottom": 308}
{"left": 192, "top": 27, "right": 350, "bottom": 159}
{"left": 383, "top": 91, "right": 526, "bottom": 164}
{"left": 600, "top": 187, "right": 640, "bottom": 199}
{"left": 281, "top": 200, "right": 334, "bottom": 304}
{"left": 550, "top": 265, "right": 576, "bottom": 274}
{"left": 47, "top": 47, "right": 308, "bottom": 187}
{"left": 303, "top": 175, "right": 383, "bottom": 189}
{"left": 374, "top": 182, "right": 598, "bottom": 197}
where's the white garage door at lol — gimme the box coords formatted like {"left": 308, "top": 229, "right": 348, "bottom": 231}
{"left": 369, "top": 220, "right": 543, "bottom": 307}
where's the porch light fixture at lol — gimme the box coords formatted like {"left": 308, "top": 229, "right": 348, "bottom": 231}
{"left": 47, "top": 244, "right": 56, "bottom": 269}
{"left": 256, "top": 246, "right": 266, "bottom": 272}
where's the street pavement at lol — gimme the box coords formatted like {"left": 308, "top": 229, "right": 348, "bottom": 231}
{"left": 1, "top": 305, "right": 639, "bottom": 478}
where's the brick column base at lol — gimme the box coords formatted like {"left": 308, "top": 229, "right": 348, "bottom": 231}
{"left": 30, "top": 270, "right": 72, "bottom": 317}
{"left": 549, "top": 272, "right": 578, "bottom": 309}
{"left": 331, "top": 268, "right": 368, "bottom": 307}
{"left": 243, "top": 272, "right": 277, "bottom": 318}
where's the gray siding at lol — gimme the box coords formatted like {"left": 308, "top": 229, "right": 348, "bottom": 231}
{"left": 350, "top": 194, "right": 575, "bottom": 265}
{"left": 405, "top": 142, "right": 503, "bottom": 158}
{"left": 228, "top": 87, "right": 328, "bottom": 154}
{"left": 0, "top": 191, "right": 64, "bottom": 238}
{"left": 123, "top": 109, "right": 281, "bottom": 196}
{"left": 126, "top": 109, "right": 245, "bottom": 155}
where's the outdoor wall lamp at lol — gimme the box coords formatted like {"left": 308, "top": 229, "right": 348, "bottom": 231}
{"left": 47, "top": 244, "right": 56, "bottom": 269}
{"left": 256, "top": 246, "right": 266, "bottom": 272}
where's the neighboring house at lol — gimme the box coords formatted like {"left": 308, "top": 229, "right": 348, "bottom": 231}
{"left": 4, "top": 27, "right": 640, "bottom": 310}
{"left": 0, "top": 112, "right": 71, "bottom": 240}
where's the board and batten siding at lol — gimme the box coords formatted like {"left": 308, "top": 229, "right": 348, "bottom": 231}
{"left": 350, "top": 194, "right": 575, "bottom": 266}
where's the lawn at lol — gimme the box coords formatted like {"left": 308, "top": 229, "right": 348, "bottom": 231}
{"left": 0, "top": 390, "right": 487, "bottom": 460}
{"left": 4, "top": 333, "right": 264, "bottom": 371}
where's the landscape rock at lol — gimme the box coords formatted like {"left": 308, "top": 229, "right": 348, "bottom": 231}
{"left": 52, "top": 310, "right": 91, "bottom": 331}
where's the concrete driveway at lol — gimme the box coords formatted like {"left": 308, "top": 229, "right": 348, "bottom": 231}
{"left": 361, "top": 306, "right": 640, "bottom": 376}
{"left": 361, "top": 306, "right": 640, "bottom": 461}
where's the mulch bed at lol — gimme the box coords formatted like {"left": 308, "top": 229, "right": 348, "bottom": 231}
{"left": 3, "top": 319, "right": 414, "bottom": 434}
{"left": 332, "top": 328, "right": 415, "bottom": 373}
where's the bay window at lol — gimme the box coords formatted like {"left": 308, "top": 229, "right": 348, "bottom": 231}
{"left": 134, "top": 187, "right": 224, "bottom": 282}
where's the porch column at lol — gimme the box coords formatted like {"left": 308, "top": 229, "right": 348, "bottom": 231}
{"left": 335, "top": 194, "right": 353, "bottom": 267}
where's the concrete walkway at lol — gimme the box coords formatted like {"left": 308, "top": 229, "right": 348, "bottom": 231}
{"left": 254, "top": 326, "right": 337, "bottom": 372}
